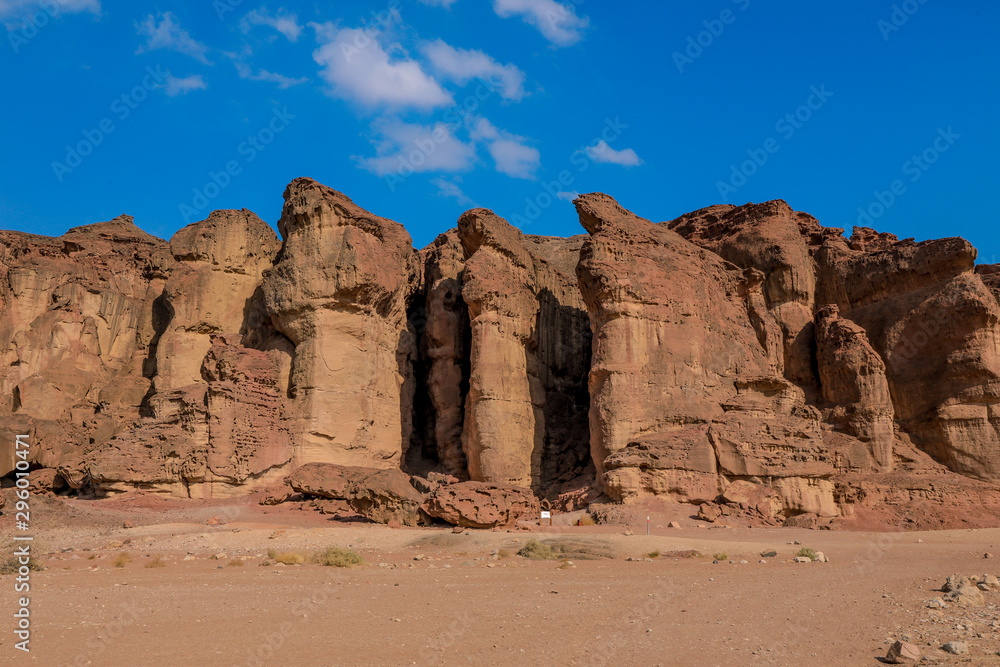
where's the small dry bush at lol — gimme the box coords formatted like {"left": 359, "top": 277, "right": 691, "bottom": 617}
{"left": 409, "top": 534, "right": 465, "bottom": 548}
{"left": 518, "top": 539, "right": 555, "bottom": 560}
{"left": 273, "top": 552, "right": 306, "bottom": 565}
{"left": 144, "top": 555, "right": 166, "bottom": 569}
{"left": 226, "top": 559, "right": 245, "bottom": 567}
{"left": 0, "top": 556, "right": 45, "bottom": 574}
{"left": 313, "top": 547, "right": 364, "bottom": 568}
{"left": 113, "top": 552, "right": 131, "bottom": 568}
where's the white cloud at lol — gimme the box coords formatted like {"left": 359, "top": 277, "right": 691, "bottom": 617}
{"left": 311, "top": 23, "right": 452, "bottom": 110}
{"left": 432, "top": 177, "right": 474, "bottom": 205}
{"left": 492, "top": 0, "right": 588, "bottom": 46}
{"left": 241, "top": 7, "right": 301, "bottom": 42}
{"left": 233, "top": 60, "right": 307, "bottom": 88}
{"left": 0, "top": 0, "right": 99, "bottom": 21}
{"left": 136, "top": 12, "right": 210, "bottom": 64}
{"left": 358, "top": 118, "right": 476, "bottom": 176}
{"left": 163, "top": 73, "right": 206, "bottom": 97}
{"left": 556, "top": 191, "right": 578, "bottom": 202}
{"left": 419, "top": 0, "right": 459, "bottom": 6}
{"left": 585, "top": 139, "right": 644, "bottom": 167}
{"left": 470, "top": 118, "right": 540, "bottom": 179}
{"left": 422, "top": 39, "right": 526, "bottom": 101}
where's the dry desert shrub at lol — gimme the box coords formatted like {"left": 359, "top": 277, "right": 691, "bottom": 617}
{"left": 409, "top": 534, "right": 466, "bottom": 548}
{"left": 518, "top": 539, "right": 555, "bottom": 560}
{"left": 797, "top": 547, "right": 819, "bottom": 561}
{"left": 312, "top": 547, "right": 364, "bottom": 568}
{"left": 0, "top": 555, "right": 45, "bottom": 574}
{"left": 144, "top": 555, "right": 166, "bottom": 568}
{"left": 273, "top": 552, "right": 306, "bottom": 565}
{"left": 113, "top": 552, "right": 131, "bottom": 568}
{"left": 226, "top": 559, "right": 245, "bottom": 567}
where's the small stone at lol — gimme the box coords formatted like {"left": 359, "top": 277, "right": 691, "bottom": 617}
{"left": 885, "top": 640, "right": 920, "bottom": 664}
{"left": 183, "top": 555, "right": 195, "bottom": 561}
{"left": 942, "top": 641, "right": 968, "bottom": 655}
{"left": 668, "top": 521, "right": 681, "bottom": 529}
{"left": 452, "top": 526, "right": 465, "bottom": 534}
{"left": 978, "top": 582, "right": 990, "bottom": 592}
{"left": 413, "top": 554, "right": 425, "bottom": 561}
{"left": 761, "top": 550, "right": 777, "bottom": 558}
{"left": 739, "top": 560, "right": 748, "bottom": 564}
{"left": 624, "top": 528, "right": 632, "bottom": 536}
{"left": 793, "top": 556, "right": 811, "bottom": 563}
{"left": 917, "top": 539, "right": 923, "bottom": 543}
{"left": 986, "top": 552, "right": 993, "bottom": 559}
{"left": 123, "top": 520, "right": 135, "bottom": 529}
{"left": 814, "top": 551, "right": 826, "bottom": 563}
{"left": 759, "top": 559, "right": 767, "bottom": 564}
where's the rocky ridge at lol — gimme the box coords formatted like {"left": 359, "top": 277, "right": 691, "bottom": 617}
{"left": 3, "top": 177, "right": 999, "bottom": 529}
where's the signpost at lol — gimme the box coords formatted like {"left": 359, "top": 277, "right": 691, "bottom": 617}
{"left": 541, "top": 510, "right": 552, "bottom": 527}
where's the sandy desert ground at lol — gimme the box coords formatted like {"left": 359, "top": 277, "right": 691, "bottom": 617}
{"left": 3, "top": 495, "right": 1000, "bottom": 666}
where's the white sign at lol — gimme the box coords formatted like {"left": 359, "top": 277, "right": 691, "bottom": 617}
{"left": 540, "top": 511, "right": 551, "bottom": 519}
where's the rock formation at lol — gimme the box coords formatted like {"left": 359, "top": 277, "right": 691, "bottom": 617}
{"left": 261, "top": 178, "right": 419, "bottom": 470}
{"left": 3, "top": 176, "right": 1000, "bottom": 529}
{"left": 456, "top": 208, "right": 590, "bottom": 491}
{"left": 415, "top": 231, "right": 469, "bottom": 478}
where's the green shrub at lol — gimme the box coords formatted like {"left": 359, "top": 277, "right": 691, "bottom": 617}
{"left": 712, "top": 553, "right": 728, "bottom": 562}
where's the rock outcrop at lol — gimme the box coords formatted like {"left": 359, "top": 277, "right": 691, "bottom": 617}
{"left": 0, "top": 216, "right": 171, "bottom": 477}
{"left": 814, "top": 305, "right": 894, "bottom": 469}
{"left": 3, "top": 177, "right": 1000, "bottom": 529}
{"left": 416, "top": 231, "right": 469, "bottom": 478}
{"left": 457, "top": 208, "right": 590, "bottom": 491}
{"left": 261, "top": 178, "right": 419, "bottom": 470}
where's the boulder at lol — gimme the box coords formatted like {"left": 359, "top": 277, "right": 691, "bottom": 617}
{"left": 286, "top": 462, "right": 427, "bottom": 526}
{"left": 422, "top": 481, "right": 539, "bottom": 528}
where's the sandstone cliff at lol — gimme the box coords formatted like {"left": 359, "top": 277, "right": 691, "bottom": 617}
{"left": 261, "top": 178, "right": 419, "bottom": 471}
{"left": 3, "top": 177, "right": 1000, "bottom": 529}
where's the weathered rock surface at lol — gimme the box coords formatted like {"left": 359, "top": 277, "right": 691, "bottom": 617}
{"left": 155, "top": 209, "right": 281, "bottom": 392}
{"left": 0, "top": 216, "right": 171, "bottom": 477}
{"left": 422, "top": 481, "right": 539, "bottom": 528}
{"left": 814, "top": 305, "right": 894, "bottom": 469}
{"left": 262, "top": 178, "right": 419, "bottom": 470}
{"left": 3, "top": 178, "right": 1000, "bottom": 528}
{"left": 812, "top": 228, "right": 1000, "bottom": 480}
{"left": 415, "top": 231, "right": 469, "bottom": 477}
{"left": 457, "top": 208, "right": 590, "bottom": 491}
{"left": 285, "top": 462, "right": 427, "bottom": 526}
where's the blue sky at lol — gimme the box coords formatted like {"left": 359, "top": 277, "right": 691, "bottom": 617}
{"left": 1, "top": 0, "right": 997, "bottom": 261}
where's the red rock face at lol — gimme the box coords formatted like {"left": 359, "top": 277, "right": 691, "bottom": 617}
{"left": 261, "top": 178, "right": 419, "bottom": 471}
{"left": 456, "top": 208, "right": 590, "bottom": 492}
{"left": 0, "top": 216, "right": 171, "bottom": 478}
{"left": 4, "top": 178, "right": 1000, "bottom": 526}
